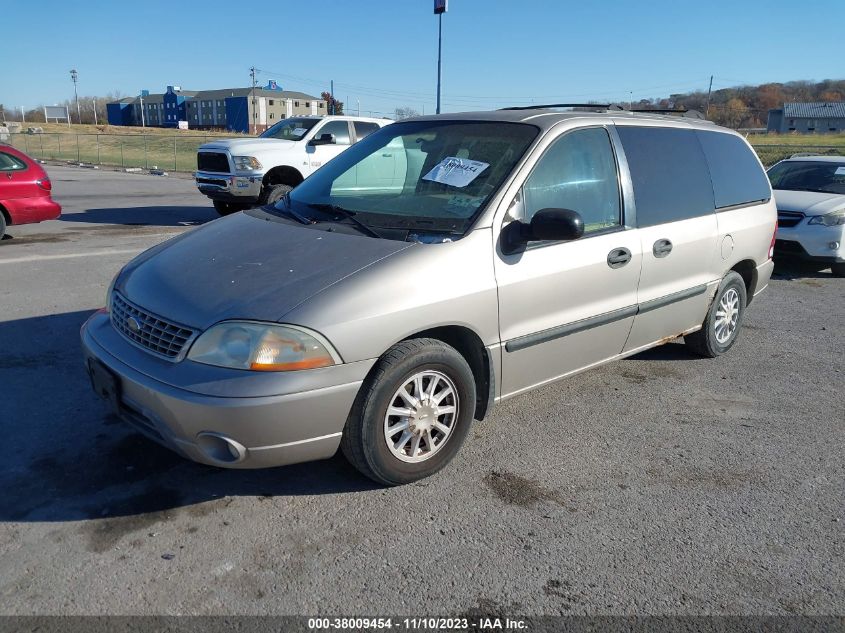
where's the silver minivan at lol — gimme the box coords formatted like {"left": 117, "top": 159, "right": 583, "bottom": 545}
{"left": 81, "top": 107, "right": 777, "bottom": 485}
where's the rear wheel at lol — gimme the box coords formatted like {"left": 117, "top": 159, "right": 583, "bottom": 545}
{"left": 685, "top": 271, "right": 747, "bottom": 358}
{"left": 341, "top": 338, "right": 475, "bottom": 486}
{"left": 212, "top": 200, "right": 246, "bottom": 216}
{"left": 831, "top": 263, "right": 845, "bottom": 278}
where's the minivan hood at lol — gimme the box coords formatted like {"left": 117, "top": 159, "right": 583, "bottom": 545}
{"left": 773, "top": 189, "right": 845, "bottom": 216}
{"left": 200, "top": 138, "right": 295, "bottom": 155}
{"left": 118, "top": 213, "right": 412, "bottom": 330}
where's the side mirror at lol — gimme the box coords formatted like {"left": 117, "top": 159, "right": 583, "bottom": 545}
{"left": 501, "top": 208, "right": 585, "bottom": 255}
{"left": 309, "top": 133, "right": 336, "bottom": 146}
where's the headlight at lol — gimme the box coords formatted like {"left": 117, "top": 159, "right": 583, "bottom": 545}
{"left": 808, "top": 210, "right": 845, "bottom": 226}
{"left": 187, "top": 322, "right": 340, "bottom": 371}
{"left": 233, "top": 156, "right": 262, "bottom": 171}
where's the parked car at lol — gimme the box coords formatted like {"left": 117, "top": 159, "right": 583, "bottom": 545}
{"left": 195, "top": 115, "right": 391, "bottom": 216}
{"left": 0, "top": 144, "right": 61, "bottom": 240}
{"left": 82, "top": 108, "right": 776, "bottom": 485}
{"left": 767, "top": 155, "right": 845, "bottom": 277}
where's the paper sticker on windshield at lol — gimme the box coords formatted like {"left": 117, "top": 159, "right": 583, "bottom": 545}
{"left": 835, "top": 166, "right": 845, "bottom": 176}
{"left": 293, "top": 127, "right": 308, "bottom": 136}
{"left": 422, "top": 157, "right": 489, "bottom": 188}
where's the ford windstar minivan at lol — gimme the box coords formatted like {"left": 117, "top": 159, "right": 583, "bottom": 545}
{"left": 82, "top": 107, "right": 776, "bottom": 485}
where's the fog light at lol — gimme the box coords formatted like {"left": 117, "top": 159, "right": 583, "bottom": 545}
{"left": 830, "top": 241, "right": 840, "bottom": 250}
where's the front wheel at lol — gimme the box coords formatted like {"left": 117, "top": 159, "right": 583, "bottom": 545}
{"left": 0, "top": 212, "right": 6, "bottom": 241}
{"left": 259, "top": 184, "right": 292, "bottom": 206}
{"left": 831, "top": 263, "right": 845, "bottom": 278}
{"left": 340, "top": 338, "right": 476, "bottom": 486}
{"left": 684, "top": 271, "right": 747, "bottom": 358}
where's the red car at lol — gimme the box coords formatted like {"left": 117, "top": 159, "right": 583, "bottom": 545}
{"left": 0, "top": 144, "right": 62, "bottom": 240}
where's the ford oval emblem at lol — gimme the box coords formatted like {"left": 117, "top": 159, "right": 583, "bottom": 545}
{"left": 127, "top": 316, "right": 142, "bottom": 333}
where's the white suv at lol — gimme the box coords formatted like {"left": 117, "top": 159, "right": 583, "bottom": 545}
{"left": 195, "top": 115, "right": 391, "bottom": 215}
{"left": 769, "top": 155, "right": 845, "bottom": 276}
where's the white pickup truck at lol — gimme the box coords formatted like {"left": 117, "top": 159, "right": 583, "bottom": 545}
{"left": 195, "top": 115, "right": 391, "bottom": 215}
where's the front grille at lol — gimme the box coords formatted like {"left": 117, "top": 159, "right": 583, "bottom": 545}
{"left": 196, "top": 176, "right": 228, "bottom": 187}
{"left": 111, "top": 293, "right": 197, "bottom": 360}
{"left": 777, "top": 210, "right": 805, "bottom": 228}
{"left": 197, "top": 151, "right": 230, "bottom": 173}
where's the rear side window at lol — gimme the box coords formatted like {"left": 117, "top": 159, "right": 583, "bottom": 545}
{"left": 0, "top": 152, "right": 27, "bottom": 171}
{"left": 353, "top": 121, "right": 380, "bottom": 141}
{"left": 696, "top": 131, "right": 770, "bottom": 208}
{"left": 616, "top": 126, "right": 715, "bottom": 227}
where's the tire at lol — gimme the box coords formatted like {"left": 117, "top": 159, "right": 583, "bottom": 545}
{"left": 212, "top": 200, "right": 244, "bottom": 216}
{"left": 340, "top": 338, "right": 476, "bottom": 486}
{"left": 831, "top": 263, "right": 845, "bottom": 278}
{"left": 258, "top": 183, "right": 292, "bottom": 206}
{"left": 684, "top": 271, "right": 747, "bottom": 358}
{"left": 0, "top": 212, "right": 6, "bottom": 241}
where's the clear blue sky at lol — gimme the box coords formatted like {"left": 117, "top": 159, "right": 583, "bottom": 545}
{"left": 2, "top": 0, "right": 843, "bottom": 116}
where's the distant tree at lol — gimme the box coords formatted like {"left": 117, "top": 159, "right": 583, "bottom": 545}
{"left": 394, "top": 106, "right": 421, "bottom": 120}
{"left": 819, "top": 91, "right": 843, "bottom": 102}
{"left": 321, "top": 91, "right": 344, "bottom": 115}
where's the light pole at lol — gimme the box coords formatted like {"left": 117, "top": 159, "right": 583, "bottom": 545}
{"left": 69, "top": 69, "right": 81, "bottom": 124}
{"left": 434, "top": 1, "right": 447, "bottom": 114}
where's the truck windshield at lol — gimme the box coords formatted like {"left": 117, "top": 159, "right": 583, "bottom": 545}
{"left": 285, "top": 120, "right": 538, "bottom": 236}
{"left": 260, "top": 118, "right": 318, "bottom": 141}
{"left": 767, "top": 160, "right": 845, "bottom": 194}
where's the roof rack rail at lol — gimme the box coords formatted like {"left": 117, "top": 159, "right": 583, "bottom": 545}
{"left": 631, "top": 108, "right": 706, "bottom": 120}
{"left": 500, "top": 103, "right": 614, "bottom": 111}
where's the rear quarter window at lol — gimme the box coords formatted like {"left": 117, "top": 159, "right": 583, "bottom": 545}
{"left": 696, "top": 131, "right": 771, "bottom": 209}
{"left": 0, "top": 151, "right": 27, "bottom": 171}
{"left": 616, "top": 126, "right": 715, "bottom": 227}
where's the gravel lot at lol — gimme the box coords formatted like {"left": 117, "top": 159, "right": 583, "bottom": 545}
{"left": 1, "top": 166, "right": 842, "bottom": 616}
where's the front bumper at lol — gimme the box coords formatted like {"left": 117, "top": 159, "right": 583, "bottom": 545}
{"left": 81, "top": 312, "right": 371, "bottom": 469}
{"left": 775, "top": 222, "right": 845, "bottom": 264}
{"left": 195, "top": 170, "right": 263, "bottom": 203}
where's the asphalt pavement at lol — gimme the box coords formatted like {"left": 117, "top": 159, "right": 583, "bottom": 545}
{"left": 0, "top": 166, "right": 842, "bottom": 616}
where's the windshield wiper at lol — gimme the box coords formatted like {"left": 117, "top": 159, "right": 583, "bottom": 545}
{"left": 266, "top": 194, "right": 313, "bottom": 224}
{"left": 305, "top": 203, "right": 382, "bottom": 238}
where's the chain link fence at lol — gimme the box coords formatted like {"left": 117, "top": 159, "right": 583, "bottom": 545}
{"left": 5, "top": 132, "right": 238, "bottom": 173}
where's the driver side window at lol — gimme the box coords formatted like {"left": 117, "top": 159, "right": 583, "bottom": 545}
{"left": 521, "top": 127, "right": 621, "bottom": 234}
{"left": 317, "top": 121, "right": 351, "bottom": 145}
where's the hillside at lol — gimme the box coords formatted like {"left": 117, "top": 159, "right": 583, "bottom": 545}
{"left": 635, "top": 79, "right": 845, "bottom": 129}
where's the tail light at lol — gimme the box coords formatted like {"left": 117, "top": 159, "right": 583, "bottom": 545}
{"left": 768, "top": 220, "right": 778, "bottom": 259}
{"left": 36, "top": 178, "right": 52, "bottom": 192}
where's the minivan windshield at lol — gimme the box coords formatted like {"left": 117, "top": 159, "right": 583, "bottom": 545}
{"left": 260, "top": 118, "right": 319, "bottom": 141}
{"left": 283, "top": 120, "right": 538, "bottom": 237}
{"left": 767, "top": 160, "right": 845, "bottom": 194}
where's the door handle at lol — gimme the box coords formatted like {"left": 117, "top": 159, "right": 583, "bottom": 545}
{"left": 607, "top": 247, "right": 632, "bottom": 269}
{"left": 653, "top": 238, "right": 673, "bottom": 258}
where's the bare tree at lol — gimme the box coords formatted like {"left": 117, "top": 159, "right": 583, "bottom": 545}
{"left": 394, "top": 106, "right": 421, "bottom": 120}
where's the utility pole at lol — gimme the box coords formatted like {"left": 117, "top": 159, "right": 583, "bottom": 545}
{"left": 434, "top": 1, "right": 447, "bottom": 114}
{"left": 21, "top": 106, "right": 25, "bottom": 124}
{"left": 140, "top": 93, "right": 146, "bottom": 128}
{"left": 705, "top": 75, "right": 714, "bottom": 119}
{"left": 250, "top": 66, "right": 257, "bottom": 134}
{"left": 70, "top": 69, "right": 80, "bottom": 124}
{"left": 330, "top": 80, "right": 334, "bottom": 115}
{"left": 92, "top": 98, "right": 98, "bottom": 125}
